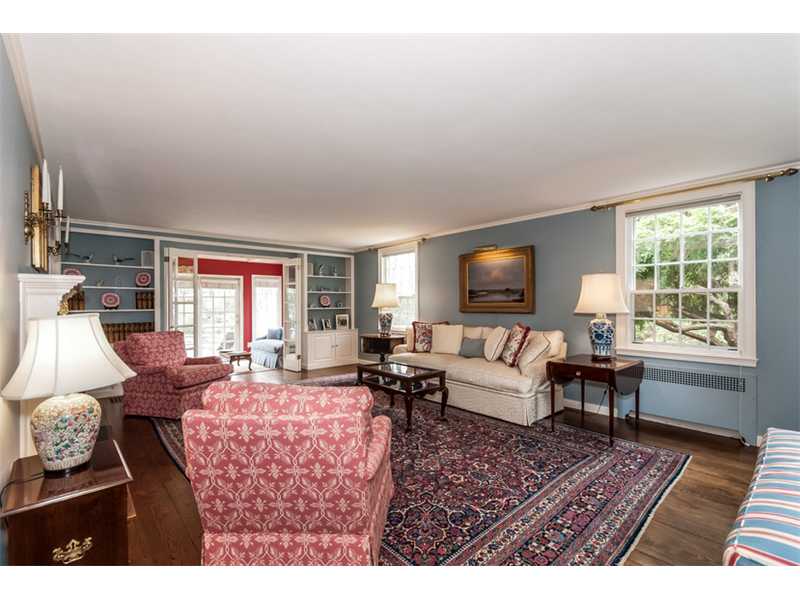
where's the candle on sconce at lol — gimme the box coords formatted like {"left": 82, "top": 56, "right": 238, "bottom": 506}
{"left": 57, "top": 166, "right": 63, "bottom": 211}
{"left": 65, "top": 216, "right": 71, "bottom": 245}
{"left": 41, "top": 160, "right": 51, "bottom": 207}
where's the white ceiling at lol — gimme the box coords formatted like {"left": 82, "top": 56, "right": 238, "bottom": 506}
{"left": 17, "top": 34, "right": 800, "bottom": 250}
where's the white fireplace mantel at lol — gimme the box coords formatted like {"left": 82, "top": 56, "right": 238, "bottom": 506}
{"left": 15, "top": 273, "right": 85, "bottom": 456}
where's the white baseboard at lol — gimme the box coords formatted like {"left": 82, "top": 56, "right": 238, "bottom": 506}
{"left": 563, "top": 397, "right": 741, "bottom": 441}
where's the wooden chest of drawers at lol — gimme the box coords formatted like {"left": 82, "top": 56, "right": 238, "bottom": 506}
{"left": 0, "top": 439, "right": 133, "bottom": 565}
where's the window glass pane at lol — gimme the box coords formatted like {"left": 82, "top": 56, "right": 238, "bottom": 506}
{"left": 682, "top": 206, "right": 709, "bottom": 233}
{"left": 711, "top": 202, "right": 738, "bottom": 230}
{"left": 634, "top": 294, "right": 654, "bottom": 318}
{"left": 681, "top": 292, "right": 707, "bottom": 319}
{"left": 635, "top": 266, "right": 654, "bottom": 290}
{"left": 711, "top": 232, "right": 738, "bottom": 259}
{"left": 634, "top": 214, "right": 656, "bottom": 240}
{"left": 682, "top": 262, "right": 708, "bottom": 288}
{"left": 655, "top": 293, "right": 678, "bottom": 318}
{"left": 709, "top": 322, "right": 737, "bottom": 348}
{"left": 711, "top": 260, "right": 739, "bottom": 288}
{"left": 656, "top": 212, "right": 680, "bottom": 237}
{"left": 657, "top": 264, "right": 679, "bottom": 289}
{"left": 710, "top": 292, "right": 738, "bottom": 320}
{"left": 655, "top": 320, "right": 680, "bottom": 344}
{"left": 635, "top": 240, "right": 655, "bottom": 265}
{"left": 683, "top": 234, "right": 708, "bottom": 261}
{"left": 658, "top": 238, "right": 679, "bottom": 262}
{"left": 634, "top": 320, "right": 654, "bottom": 343}
{"left": 380, "top": 249, "right": 417, "bottom": 330}
{"left": 680, "top": 321, "right": 708, "bottom": 346}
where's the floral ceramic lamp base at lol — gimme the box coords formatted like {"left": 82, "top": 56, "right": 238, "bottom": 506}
{"left": 30, "top": 393, "right": 101, "bottom": 477}
{"left": 589, "top": 314, "right": 615, "bottom": 361}
{"left": 378, "top": 312, "right": 393, "bottom": 336}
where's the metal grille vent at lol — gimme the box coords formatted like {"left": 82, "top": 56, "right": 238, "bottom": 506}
{"left": 643, "top": 366, "right": 746, "bottom": 393}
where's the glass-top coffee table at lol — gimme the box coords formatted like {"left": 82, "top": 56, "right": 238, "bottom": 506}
{"left": 356, "top": 362, "right": 448, "bottom": 432}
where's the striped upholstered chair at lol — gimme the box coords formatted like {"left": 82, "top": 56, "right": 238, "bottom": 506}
{"left": 723, "top": 428, "right": 800, "bottom": 565}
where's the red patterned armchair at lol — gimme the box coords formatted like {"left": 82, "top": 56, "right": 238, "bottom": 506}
{"left": 113, "top": 331, "right": 233, "bottom": 419}
{"left": 182, "top": 381, "right": 394, "bottom": 566}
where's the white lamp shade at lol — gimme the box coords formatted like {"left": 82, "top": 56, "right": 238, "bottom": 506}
{"left": 371, "top": 283, "right": 400, "bottom": 309}
{"left": 1, "top": 313, "right": 136, "bottom": 400}
{"left": 574, "top": 273, "right": 630, "bottom": 315}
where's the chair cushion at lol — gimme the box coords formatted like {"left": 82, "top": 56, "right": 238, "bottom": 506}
{"left": 166, "top": 363, "right": 233, "bottom": 389}
{"left": 127, "top": 331, "right": 187, "bottom": 367}
{"left": 390, "top": 352, "right": 534, "bottom": 395}
{"left": 411, "top": 321, "right": 448, "bottom": 353}
{"left": 432, "top": 324, "right": 463, "bottom": 355}
{"left": 517, "top": 331, "right": 552, "bottom": 374}
{"left": 484, "top": 327, "right": 509, "bottom": 361}
{"left": 500, "top": 322, "right": 531, "bottom": 367}
{"left": 459, "top": 337, "right": 485, "bottom": 358}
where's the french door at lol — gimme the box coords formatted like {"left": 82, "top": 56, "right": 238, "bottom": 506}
{"left": 198, "top": 276, "right": 243, "bottom": 356}
{"left": 167, "top": 249, "right": 198, "bottom": 355}
{"left": 283, "top": 259, "right": 302, "bottom": 372}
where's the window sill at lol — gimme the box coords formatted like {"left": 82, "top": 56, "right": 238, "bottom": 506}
{"left": 615, "top": 345, "right": 758, "bottom": 368}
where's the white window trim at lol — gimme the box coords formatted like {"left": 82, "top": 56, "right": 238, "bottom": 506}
{"left": 197, "top": 274, "right": 245, "bottom": 355}
{"left": 378, "top": 241, "right": 419, "bottom": 332}
{"left": 251, "top": 274, "right": 283, "bottom": 335}
{"left": 615, "top": 181, "right": 757, "bottom": 367}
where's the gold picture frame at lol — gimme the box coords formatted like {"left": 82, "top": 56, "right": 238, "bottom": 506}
{"left": 459, "top": 246, "right": 535, "bottom": 313}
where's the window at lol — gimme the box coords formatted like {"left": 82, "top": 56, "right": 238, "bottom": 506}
{"left": 379, "top": 242, "right": 418, "bottom": 331}
{"left": 173, "top": 278, "right": 195, "bottom": 355}
{"left": 252, "top": 275, "right": 282, "bottom": 337}
{"left": 616, "top": 182, "right": 756, "bottom": 366}
{"left": 198, "top": 276, "right": 242, "bottom": 356}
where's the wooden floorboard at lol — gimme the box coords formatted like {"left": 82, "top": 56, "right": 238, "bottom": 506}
{"left": 107, "top": 365, "right": 757, "bottom": 566}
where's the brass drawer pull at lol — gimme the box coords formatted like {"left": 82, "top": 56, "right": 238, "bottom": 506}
{"left": 52, "top": 537, "right": 93, "bottom": 564}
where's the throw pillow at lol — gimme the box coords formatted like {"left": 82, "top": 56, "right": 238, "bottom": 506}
{"left": 483, "top": 327, "right": 509, "bottom": 361}
{"left": 431, "top": 324, "right": 464, "bottom": 355}
{"left": 500, "top": 322, "right": 532, "bottom": 367}
{"left": 411, "top": 321, "right": 449, "bottom": 353}
{"left": 459, "top": 337, "right": 485, "bottom": 358}
{"left": 516, "top": 331, "right": 552, "bottom": 374}
{"left": 463, "top": 325, "right": 483, "bottom": 340}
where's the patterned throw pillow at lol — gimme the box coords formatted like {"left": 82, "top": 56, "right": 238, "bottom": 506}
{"left": 500, "top": 322, "right": 532, "bottom": 367}
{"left": 411, "top": 321, "right": 449, "bottom": 353}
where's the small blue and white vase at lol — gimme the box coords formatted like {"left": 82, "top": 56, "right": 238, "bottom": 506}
{"left": 378, "top": 312, "right": 393, "bottom": 336}
{"left": 588, "top": 313, "right": 615, "bottom": 361}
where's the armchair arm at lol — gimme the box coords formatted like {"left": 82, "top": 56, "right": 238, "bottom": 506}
{"left": 365, "top": 416, "right": 392, "bottom": 481}
{"left": 185, "top": 355, "right": 223, "bottom": 366}
{"left": 128, "top": 364, "right": 167, "bottom": 376}
{"left": 166, "top": 363, "right": 233, "bottom": 389}
{"left": 392, "top": 344, "right": 409, "bottom": 354}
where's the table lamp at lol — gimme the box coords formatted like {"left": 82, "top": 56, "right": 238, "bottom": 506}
{"left": 574, "top": 273, "right": 630, "bottom": 361}
{"left": 1, "top": 313, "right": 136, "bottom": 477}
{"left": 371, "top": 283, "right": 400, "bottom": 336}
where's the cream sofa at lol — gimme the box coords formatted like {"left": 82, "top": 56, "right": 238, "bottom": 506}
{"left": 389, "top": 325, "right": 567, "bottom": 426}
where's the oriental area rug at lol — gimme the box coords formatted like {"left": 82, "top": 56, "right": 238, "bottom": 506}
{"left": 151, "top": 375, "right": 690, "bottom": 566}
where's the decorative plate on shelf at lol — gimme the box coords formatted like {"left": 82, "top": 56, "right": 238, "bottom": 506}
{"left": 101, "top": 292, "right": 121, "bottom": 310}
{"left": 319, "top": 294, "right": 332, "bottom": 307}
{"left": 63, "top": 267, "right": 82, "bottom": 277}
{"left": 135, "top": 271, "right": 153, "bottom": 288}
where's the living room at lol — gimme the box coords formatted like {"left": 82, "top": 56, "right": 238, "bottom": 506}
{"left": 0, "top": 7, "right": 798, "bottom": 597}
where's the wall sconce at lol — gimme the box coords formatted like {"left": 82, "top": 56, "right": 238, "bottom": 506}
{"left": 24, "top": 162, "right": 70, "bottom": 273}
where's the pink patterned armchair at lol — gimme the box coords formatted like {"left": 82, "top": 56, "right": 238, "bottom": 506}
{"left": 182, "top": 381, "right": 394, "bottom": 566}
{"left": 113, "top": 331, "right": 233, "bottom": 419}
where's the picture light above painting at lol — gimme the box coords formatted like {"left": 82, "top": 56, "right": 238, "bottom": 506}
{"left": 459, "top": 245, "right": 535, "bottom": 313}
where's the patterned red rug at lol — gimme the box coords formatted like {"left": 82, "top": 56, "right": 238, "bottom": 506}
{"left": 151, "top": 377, "right": 690, "bottom": 565}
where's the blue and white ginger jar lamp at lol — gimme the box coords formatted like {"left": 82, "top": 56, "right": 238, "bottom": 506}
{"left": 574, "top": 273, "right": 630, "bottom": 361}
{"left": 371, "top": 283, "right": 400, "bottom": 336}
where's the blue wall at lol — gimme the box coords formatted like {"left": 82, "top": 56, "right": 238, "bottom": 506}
{"left": 356, "top": 177, "right": 800, "bottom": 442}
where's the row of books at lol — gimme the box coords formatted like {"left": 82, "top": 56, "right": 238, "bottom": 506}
{"left": 135, "top": 291, "right": 155, "bottom": 309}
{"left": 102, "top": 321, "right": 155, "bottom": 343}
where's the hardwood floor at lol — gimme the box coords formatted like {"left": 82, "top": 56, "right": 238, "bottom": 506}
{"left": 106, "top": 365, "right": 757, "bottom": 566}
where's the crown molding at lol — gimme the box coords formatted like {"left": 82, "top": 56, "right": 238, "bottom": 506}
{"left": 353, "top": 160, "right": 800, "bottom": 253}
{"left": 2, "top": 33, "right": 43, "bottom": 161}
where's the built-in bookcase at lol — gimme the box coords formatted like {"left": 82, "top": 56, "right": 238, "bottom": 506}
{"left": 60, "top": 231, "right": 158, "bottom": 340}
{"left": 304, "top": 253, "right": 354, "bottom": 332}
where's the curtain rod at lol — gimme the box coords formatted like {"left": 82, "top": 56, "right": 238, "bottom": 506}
{"left": 590, "top": 167, "right": 798, "bottom": 212}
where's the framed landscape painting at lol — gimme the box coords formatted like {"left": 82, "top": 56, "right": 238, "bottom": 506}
{"left": 459, "top": 246, "right": 535, "bottom": 313}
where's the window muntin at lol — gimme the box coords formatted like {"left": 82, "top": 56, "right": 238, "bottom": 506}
{"left": 379, "top": 244, "right": 418, "bottom": 331}
{"left": 630, "top": 200, "right": 740, "bottom": 351}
